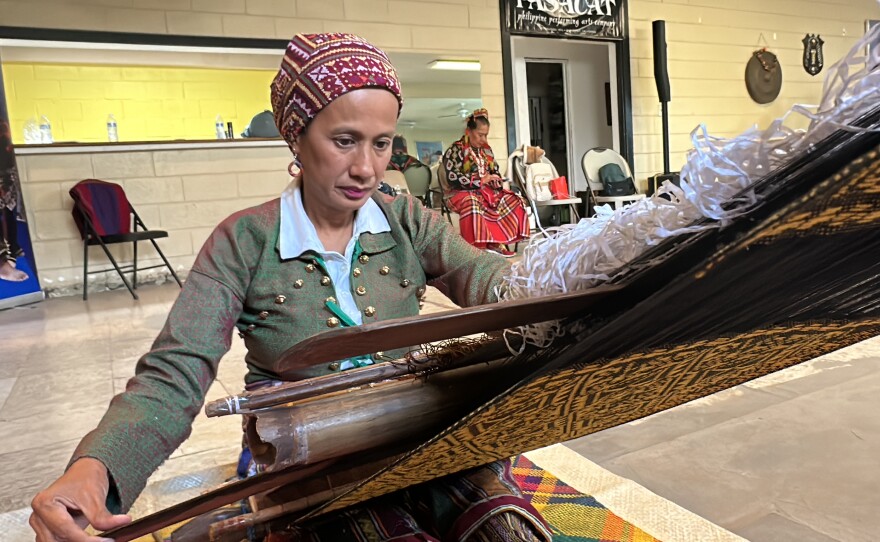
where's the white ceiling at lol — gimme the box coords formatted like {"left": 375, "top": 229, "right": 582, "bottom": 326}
{"left": 386, "top": 51, "right": 481, "bottom": 86}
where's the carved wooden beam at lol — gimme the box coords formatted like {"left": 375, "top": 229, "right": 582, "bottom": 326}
{"left": 275, "top": 284, "right": 624, "bottom": 377}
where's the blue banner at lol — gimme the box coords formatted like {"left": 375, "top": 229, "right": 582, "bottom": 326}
{"left": 0, "top": 62, "right": 44, "bottom": 309}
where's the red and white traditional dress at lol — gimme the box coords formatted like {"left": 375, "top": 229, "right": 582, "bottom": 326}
{"left": 443, "top": 135, "right": 530, "bottom": 248}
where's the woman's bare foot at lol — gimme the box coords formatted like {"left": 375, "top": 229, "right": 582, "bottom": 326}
{"left": 0, "top": 260, "right": 28, "bottom": 282}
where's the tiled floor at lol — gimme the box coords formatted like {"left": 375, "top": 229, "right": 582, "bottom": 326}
{"left": 1, "top": 282, "right": 878, "bottom": 541}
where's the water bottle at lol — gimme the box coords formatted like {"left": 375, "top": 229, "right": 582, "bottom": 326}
{"left": 23, "top": 118, "right": 40, "bottom": 144}
{"left": 39, "top": 115, "right": 53, "bottom": 144}
{"left": 107, "top": 114, "right": 119, "bottom": 142}
{"left": 215, "top": 115, "right": 227, "bottom": 139}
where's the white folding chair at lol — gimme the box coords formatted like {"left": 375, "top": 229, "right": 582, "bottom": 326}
{"left": 509, "top": 150, "right": 581, "bottom": 232}
{"left": 402, "top": 165, "right": 431, "bottom": 204}
{"left": 383, "top": 170, "right": 408, "bottom": 194}
{"left": 581, "top": 147, "right": 646, "bottom": 213}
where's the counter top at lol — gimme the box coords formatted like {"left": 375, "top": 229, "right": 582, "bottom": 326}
{"left": 13, "top": 138, "right": 288, "bottom": 155}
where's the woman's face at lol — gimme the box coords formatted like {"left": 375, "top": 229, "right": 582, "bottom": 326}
{"left": 466, "top": 120, "right": 490, "bottom": 148}
{"left": 295, "top": 89, "right": 398, "bottom": 218}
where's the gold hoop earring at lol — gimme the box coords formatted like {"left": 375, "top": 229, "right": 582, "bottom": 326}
{"left": 288, "top": 150, "right": 301, "bottom": 177}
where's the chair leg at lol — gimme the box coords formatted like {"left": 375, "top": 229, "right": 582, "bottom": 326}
{"left": 96, "top": 240, "right": 139, "bottom": 300}
{"left": 530, "top": 200, "right": 546, "bottom": 233}
{"left": 132, "top": 240, "right": 138, "bottom": 290}
{"left": 442, "top": 202, "right": 452, "bottom": 224}
{"left": 150, "top": 239, "right": 183, "bottom": 288}
{"left": 83, "top": 239, "right": 89, "bottom": 301}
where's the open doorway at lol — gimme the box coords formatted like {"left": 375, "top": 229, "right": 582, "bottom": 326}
{"left": 511, "top": 36, "right": 615, "bottom": 196}
{"left": 526, "top": 61, "right": 569, "bottom": 182}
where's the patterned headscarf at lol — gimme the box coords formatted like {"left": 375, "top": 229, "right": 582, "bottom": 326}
{"left": 271, "top": 33, "right": 403, "bottom": 144}
{"left": 468, "top": 108, "right": 489, "bottom": 125}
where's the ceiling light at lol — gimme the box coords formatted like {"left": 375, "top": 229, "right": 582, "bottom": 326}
{"left": 428, "top": 60, "right": 481, "bottom": 72}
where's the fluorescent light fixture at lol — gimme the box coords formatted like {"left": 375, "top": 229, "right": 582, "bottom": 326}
{"left": 428, "top": 59, "right": 481, "bottom": 71}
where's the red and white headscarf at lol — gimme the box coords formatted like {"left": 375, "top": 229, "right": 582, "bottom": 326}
{"left": 271, "top": 33, "right": 403, "bottom": 144}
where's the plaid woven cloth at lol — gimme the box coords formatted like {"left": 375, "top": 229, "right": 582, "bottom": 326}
{"left": 512, "top": 456, "right": 660, "bottom": 542}
{"left": 448, "top": 189, "right": 529, "bottom": 247}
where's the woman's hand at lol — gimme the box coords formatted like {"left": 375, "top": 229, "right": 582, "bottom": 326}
{"left": 30, "top": 458, "right": 131, "bottom": 542}
{"left": 482, "top": 174, "right": 503, "bottom": 189}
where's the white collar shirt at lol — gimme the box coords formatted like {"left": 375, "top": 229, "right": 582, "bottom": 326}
{"left": 279, "top": 183, "right": 391, "bottom": 368}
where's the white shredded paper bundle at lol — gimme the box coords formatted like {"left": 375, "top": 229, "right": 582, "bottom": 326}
{"left": 499, "top": 24, "right": 880, "bottom": 352}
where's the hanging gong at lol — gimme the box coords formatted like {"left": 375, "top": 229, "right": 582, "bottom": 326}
{"left": 745, "top": 48, "right": 782, "bottom": 104}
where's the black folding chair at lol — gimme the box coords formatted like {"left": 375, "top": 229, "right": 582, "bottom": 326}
{"left": 69, "top": 179, "right": 182, "bottom": 300}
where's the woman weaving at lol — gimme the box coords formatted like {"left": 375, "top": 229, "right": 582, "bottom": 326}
{"left": 29, "top": 33, "right": 551, "bottom": 542}
{"left": 442, "top": 109, "right": 530, "bottom": 257}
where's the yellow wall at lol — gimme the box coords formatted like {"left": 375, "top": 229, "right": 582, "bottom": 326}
{"left": 0, "top": 0, "right": 508, "bottom": 158}
{"left": 2, "top": 62, "right": 276, "bottom": 143}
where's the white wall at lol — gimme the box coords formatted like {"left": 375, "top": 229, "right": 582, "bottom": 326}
{"left": 511, "top": 36, "right": 614, "bottom": 192}
{"left": 17, "top": 143, "right": 292, "bottom": 295}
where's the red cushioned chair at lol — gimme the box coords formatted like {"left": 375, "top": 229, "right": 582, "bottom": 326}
{"left": 69, "top": 179, "right": 182, "bottom": 300}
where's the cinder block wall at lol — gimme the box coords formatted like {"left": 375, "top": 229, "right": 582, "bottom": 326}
{"left": 17, "top": 144, "right": 292, "bottom": 294}
{"left": 2, "top": 0, "right": 879, "bottom": 181}
{"left": 1, "top": 0, "right": 506, "bottom": 295}
{"left": 627, "top": 0, "right": 878, "bottom": 180}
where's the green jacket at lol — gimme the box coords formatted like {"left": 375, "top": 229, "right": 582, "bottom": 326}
{"left": 70, "top": 193, "right": 509, "bottom": 512}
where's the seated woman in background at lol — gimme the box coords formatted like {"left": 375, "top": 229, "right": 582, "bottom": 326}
{"left": 442, "top": 109, "right": 529, "bottom": 257}
{"left": 430, "top": 150, "right": 443, "bottom": 166}
{"left": 387, "top": 135, "right": 427, "bottom": 173}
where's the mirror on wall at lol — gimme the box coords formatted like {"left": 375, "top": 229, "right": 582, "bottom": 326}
{"left": 0, "top": 39, "right": 481, "bottom": 150}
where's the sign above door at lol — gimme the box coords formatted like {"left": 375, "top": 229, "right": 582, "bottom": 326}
{"left": 506, "top": 0, "right": 626, "bottom": 40}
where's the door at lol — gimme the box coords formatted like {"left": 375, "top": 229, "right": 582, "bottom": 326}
{"left": 511, "top": 36, "right": 615, "bottom": 195}
{"left": 526, "top": 61, "right": 569, "bottom": 182}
